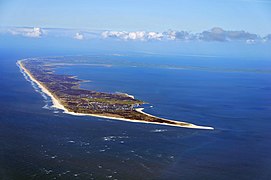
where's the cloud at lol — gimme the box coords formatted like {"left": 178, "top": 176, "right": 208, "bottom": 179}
{"left": 74, "top": 32, "right": 84, "bottom": 40}
{"left": 246, "top": 39, "right": 256, "bottom": 44}
{"left": 1, "top": 27, "right": 100, "bottom": 40}
{"left": 263, "top": 34, "right": 271, "bottom": 42}
{"left": 199, "top": 27, "right": 259, "bottom": 42}
{"left": 101, "top": 31, "right": 163, "bottom": 41}
{"left": 147, "top": 32, "right": 163, "bottom": 40}
{"left": 164, "top": 30, "right": 195, "bottom": 40}
{"left": 1, "top": 26, "right": 268, "bottom": 44}
{"left": 27, "top": 27, "right": 43, "bottom": 38}
{"left": 101, "top": 31, "right": 127, "bottom": 39}
{"left": 8, "top": 27, "right": 43, "bottom": 38}
{"left": 101, "top": 28, "right": 264, "bottom": 43}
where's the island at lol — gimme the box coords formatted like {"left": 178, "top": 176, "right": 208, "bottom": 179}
{"left": 17, "top": 58, "right": 214, "bottom": 130}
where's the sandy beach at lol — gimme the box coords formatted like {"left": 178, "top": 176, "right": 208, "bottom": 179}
{"left": 18, "top": 60, "right": 214, "bottom": 130}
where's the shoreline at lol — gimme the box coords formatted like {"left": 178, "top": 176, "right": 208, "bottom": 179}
{"left": 18, "top": 60, "right": 214, "bottom": 130}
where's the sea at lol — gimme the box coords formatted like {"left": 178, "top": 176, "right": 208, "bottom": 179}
{"left": 1, "top": 49, "right": 271, "bottom": 179}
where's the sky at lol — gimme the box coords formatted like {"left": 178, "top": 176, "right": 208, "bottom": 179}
{"left": 0, "top": 0, "right": 271, "bottom": 35}
{"left": 0, "top": 0, "right": 270, "bottom": 58}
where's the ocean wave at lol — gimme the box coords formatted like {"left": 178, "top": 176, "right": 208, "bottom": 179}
{"left": 103, "top": 136, "right": 129, "bottom": 142}
{"left": 17, "top": 61, "right": 54, "bottom": 111}
{"left": 150, "top": 129, "right": 168, "bottom": 133}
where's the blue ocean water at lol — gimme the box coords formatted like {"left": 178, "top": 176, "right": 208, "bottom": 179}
{"left": 1, "top": 52, "right": 271, "bottom": 179}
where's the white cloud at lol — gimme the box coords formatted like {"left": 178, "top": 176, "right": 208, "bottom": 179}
{"left": 101, "top": 28, "right": 265, "bottom": 43}
{"left": 128, "top": 31, "right": 145, "bottom": 40}
{"left": 0, "top": 26, "right": 268, "bottom": 44}
{"left": 147, "top": 32, "right": 163, "bottom": 40}
{"left": 246, "top": 39, "right": 256, "bottom": 44}
{"left": 101, "top": 31, "right": 127, "bottom": 39}
{"left": 27, "top": 27, "right": 43, "bottom": 37}
{"left": 166, "top": 31, "right": 177, "bottom": 40}
{"left": 101, "top": 31, "right": 164, "bottom": 41}
{"left": 102, "top": 31, "right": 142, "bottom": 40}
{"left": 102, "top": 30, "right": 196, "bottom": 41}
{"left": 9, "top": 27, "right": 43, "bottom": 38}
{"left": 74, "top": 32, "right": 84, "bottom": 40}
